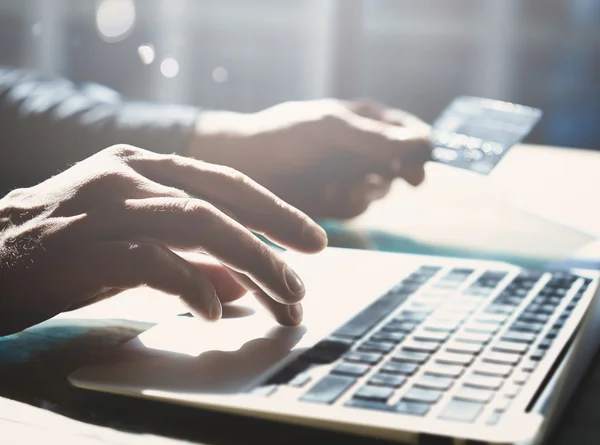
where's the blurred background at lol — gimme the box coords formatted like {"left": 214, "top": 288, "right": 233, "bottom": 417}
{"left": 0, "top": 0, "right": 598, "bottom": 150}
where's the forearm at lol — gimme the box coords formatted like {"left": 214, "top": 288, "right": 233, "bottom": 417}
{"left": 0, "top": 67, "right": 199, "bottom": 193}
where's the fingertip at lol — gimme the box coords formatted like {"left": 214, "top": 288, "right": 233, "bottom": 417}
{"left": 286, "top": 303, "right": 303, "bottom": 326}
{"left": 302, "top": 219, "right": 329, "bottom": 252}
{"left": 210, "top": 297, "right": 223, "bottom": 321}
{"left": 401, "top": 165, "right": 426, "bottom": 186}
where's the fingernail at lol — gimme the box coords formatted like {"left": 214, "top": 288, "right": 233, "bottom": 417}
{"left": 283, "top": 264, "right": 305, "bottom": 299}
{"left": 210, "top": 297, "right": 222, "bottom": 321}
{"left": 303, "top": 219, "right": 328, "bottom": 249}
{"left": 287, "top": 303, "right": 303, "bottom": 325}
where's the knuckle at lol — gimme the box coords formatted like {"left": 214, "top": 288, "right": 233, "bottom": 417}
{"left": 153, "top": 153, "right": 183, "bottom": 168}
{"left": 90, "top": 169, "right": 136, "bottom": 192}
{"left": 103, "top": 144, "right": 141, "bottom": 161}
{"left": 176, "top": 199, "right": 219, "bottom": 226}
{"left": 219, "top": 165, "right": 252, "bottom": 188}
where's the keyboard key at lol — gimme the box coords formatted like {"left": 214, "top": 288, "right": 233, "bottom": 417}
{"left": 530, "top": 348, "right": 546, "bottom": 361}
{"left": 464, "top": 287, "right": 492, "bottom": 297}
{"left": 392, "top": 350, "right": 430, "bottom": 364}
{"left": 413, "top": 330, "right": 449, "bottom": 343}
{"left": 536, "top": 304, "right": 558, "bottom": 315}
{"left": 486, "top": 410, "right": 503, "bottom": 426}
{"left": 521, "top": 359, "right": 539, "bottom": 372}
{"left": 301, "top": 374, "right": 356, "bottom": 404}
{"left": 414, "top": 374, "right": 455, "bottom": 390}
{"left": 382, "top": 321, "right": 418, "bottom": 333}
{"left": 422, "top": 321, "right": 460, "bottom": 333}
{"left": 435, "top": 352, "right": 474, "bottom": 366}
{"left": 425, "top": 363, "right": 465, "bottom": 378}
{"left": 455, "top": 386, "right": 494, "bottom": 403}
{"left": 398, "top": 310, "right": 430, "bottom": 322}
{"left": 519, "top": 313, "right": 550, "bottom": 324}
{"left": 402, "top": 339, "right": 440, "bottom": 353}
{"left": 492, "top": 341, "right": 529, "bottom": 354}
{"left": 501, "top": 331, "right": 537, "bottom": 344}
{"left": 344, "top": 351, "right": 383, "bottom": 365}
{"left": 512, "top": 370, "right": 532, "bottom": 385}
{"left": 463, "top": 322, "right": 499, "bottom": 334}
{"left": 358, "top": 341, "right": 395, "bottom": 354}
{"left": 485, "top": 304, "right": 515, "bottom": 315}
{"left": 267, "top": 359, "right": 312, "bottom": 385}
{"left": 499, "top": 296, "right": 525, "bottom": 306}
{"left": 403, "top": 387, "right": 444, "bottom": 404}
{"left": 332, "top": 362, "right": 370, "bottom": 377}
{"left": 464, "top": 374, "right": 504, "bottom": 390}
{"left": 512, "top": 322, "right": 544, "bottom": 333}
{"left": 289, "top": 373, "right": 312, "bottom": 388}
{"left": 302, "top": 338, "right": 353, "bottom": 363}
{"left": 251, "top": 385, "right": 277, "bottom": 396}
{"left": 407, "top": 300, "right": 439, "bottom": 311}
{"left": 403, "top": 275, "right": 433, "bottom": 285}
{"left": 455, "top": 332, "right": 492, "bottom": 344}
{"left": 473, "top": 314, "right": 509, "bottom": 325}
{"left": 381, "top": 361, "right": 419, "bottom": 376}
{"left": 395, "top": 400, "right": 430, "bottom": 416}
{"left": 345, "top": 398, "right": 395, "bottom": 412}
{"left": 445, "top": 341, "right": 483, "bottom": 355}
{"left": 439, "top": 399, "right": 485, "bottom": 422}
{"left": 482, "top": 351, "right": 522, "bottom": 366}
{"left": 449, "top": 267, "right": 476, "bottom": 276}
{"left": 434, "top": 280, "right": 461, "bottom": 290}
{"left": 418, "top": 265, "right": 443, "bottom": 275}
{"left": 503, "top": 383, "right": 523, "bottom": 399}
{"left": 370, "top": 331, "right": 405, "bottom": 343}
{"left": 473, "top": 363, "right": 513, "bottom": 377}
{"left": 354, "top": 385, "right": 395, "bottom": 402}
{"left": 368, "top": 373, "right": 406, "bottom": 388}
{"left": 494, "top": 396, "right": 512, "bottom": 412}
{"left": 333, "top": 289, "right": 416, "bottom": 339}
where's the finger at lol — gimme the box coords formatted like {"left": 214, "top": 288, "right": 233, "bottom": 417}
{"left": 225, "top": 267, "right": 302, "bottom": 326}
{"left": 89, "top": 242, "right": 222, "bottom": 321}
{"left": 129, "top": 151, "right": 327, "bottom": 253}
{"left": 95, "top": 197, "right": 307, "bottom": 305}
{"left": 64, "top": 288, "right": 122, "bottom": 311}
{"left": 343, "top": 100, "right": 430, "bottom": 131}
{"left": 397, "top": 162, "right": 426, "bottom": 186}
{"left": 333, "top": 109, "right": 431, "bottom": 162}
{"left": 181, "top": 254, "right": 247, "bottom": 303}
{"left": 343, "top": 99, "right": 385, "bottom": 121}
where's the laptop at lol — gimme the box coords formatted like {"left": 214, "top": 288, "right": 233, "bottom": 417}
{"left": 69, "top": 246, "right": 600, "bottom": 444}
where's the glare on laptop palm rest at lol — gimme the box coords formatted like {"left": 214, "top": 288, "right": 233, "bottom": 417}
{"left": 71, "top": 248, "right": 600, "bottom": 444}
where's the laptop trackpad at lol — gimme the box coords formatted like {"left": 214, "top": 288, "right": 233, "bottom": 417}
{"left": 72, "top": 305, "right": 312, "bottom": 395}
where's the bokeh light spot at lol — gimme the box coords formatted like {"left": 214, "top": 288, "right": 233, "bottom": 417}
{"left": 137, "top": 44, "right": 155, "bottom": 65}
{"left": 160, "top": 58, "right": 180, "bottom": 78}
{"left": 212, "top": 66, "right": 228, "bottom": 83}
{"left": 96, "top": 0, "right": 136, "bottom": 42}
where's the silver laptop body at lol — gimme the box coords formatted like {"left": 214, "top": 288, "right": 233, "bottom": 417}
{"left": 70, "top": 247, "right": 600, "bottom": 444}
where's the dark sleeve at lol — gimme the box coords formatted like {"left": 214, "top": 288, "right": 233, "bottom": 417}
{"left": 0, "top": 67, "right": 199, "bottom": 193}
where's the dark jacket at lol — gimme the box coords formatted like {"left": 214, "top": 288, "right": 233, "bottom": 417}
{"left": 0, "top": 67, "right": 199, "bottom": 194}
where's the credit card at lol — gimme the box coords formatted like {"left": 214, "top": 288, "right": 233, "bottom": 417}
{"left": 430, "top": 96, "right": 542, "bottom": 175}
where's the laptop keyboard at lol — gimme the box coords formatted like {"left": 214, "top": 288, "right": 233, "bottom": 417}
{"left": 255, "top": 265, "right": 594, "bottom": 425}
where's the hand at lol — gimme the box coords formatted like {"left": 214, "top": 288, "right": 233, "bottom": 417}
{"left": 0, "top": 145, "right": 327, "bottom": 336}
{"left": 190, "top": 99, "right": 431, "bottom": 219}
